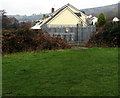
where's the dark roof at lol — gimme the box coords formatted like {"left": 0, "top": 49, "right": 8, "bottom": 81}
{"left": 74, "top": 13, "right": 81, "bottom": 17}
{"left": 80, "top": 10, "right": 85, "bottom": 14}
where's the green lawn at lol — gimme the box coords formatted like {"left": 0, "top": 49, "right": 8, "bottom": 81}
{"left": 2, "top": 48, "right": 118, "bottom": 96}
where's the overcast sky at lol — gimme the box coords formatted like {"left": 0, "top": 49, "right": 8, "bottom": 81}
{"left": 0, "top": 0, "right": 119, "bottom": 15}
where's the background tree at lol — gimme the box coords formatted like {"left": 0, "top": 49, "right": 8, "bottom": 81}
{"left": 97, "top": 13, "right": 106, "bottom": 27}
{"left": 2, "top": 10, "right": 19, "bottom": 30}
{"left": 1, "top": 10, "right": 10, "bottom": 30}
{"left": 19, "top": 21, "right": 32, "bottom": 29}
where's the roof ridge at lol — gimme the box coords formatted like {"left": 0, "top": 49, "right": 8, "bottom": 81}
{"left": 49, "top": 4, "right": 68, "bottom": 16}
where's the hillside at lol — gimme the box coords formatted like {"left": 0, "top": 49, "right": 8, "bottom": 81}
{"left": 8, "top": 14, "right": 43, "bottom": 22}
{"left": 81, "top": 3, "right": 119, "bottom": 20}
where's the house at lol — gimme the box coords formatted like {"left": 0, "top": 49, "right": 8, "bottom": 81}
{"left": 31, "top": 4, "right": 96, "bottom": 43}
{"left": 89, "top": 16, "right": 98, "bottom": 25}
{"left": 112, "top": 17, "right": 119, "bottom": 22}
{"left": 88, "top": 15, "right": 92, "bottom": 18}
{"left": 31, "top": 3, "right": 91, "bottom": 29}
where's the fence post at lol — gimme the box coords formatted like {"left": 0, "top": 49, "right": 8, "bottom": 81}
{"left": 76, "top": 24, "right": 79, "bottom": 42}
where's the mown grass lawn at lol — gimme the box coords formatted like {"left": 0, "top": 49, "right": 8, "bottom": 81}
{"left": 2, "top": 47, "right": 118, "bottom": 96}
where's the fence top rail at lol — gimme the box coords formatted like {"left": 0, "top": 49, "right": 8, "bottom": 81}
{"left": 49, "top": 33, "right": 75, "bottom": 35}
{"left": 46, "top": 25, "right": 77, "bottom": 27}
{"left": 44, "top": 24, "right": 96, "bottom": 28}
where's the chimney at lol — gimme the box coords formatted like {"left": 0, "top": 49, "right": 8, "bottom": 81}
{"left": 51, "top": 8, "right": 54, "bottom": 13}
{"left": 43, "top": 14, "right": 46, "bottom": 18}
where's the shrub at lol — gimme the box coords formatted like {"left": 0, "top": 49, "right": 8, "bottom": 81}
{"left": 87, "top": 21, "right": 120, "bottom": 47}
{"left": 2, "top": 29, "right": 71, "bottom": 54}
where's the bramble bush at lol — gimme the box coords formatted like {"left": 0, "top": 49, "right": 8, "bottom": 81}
{"left": 87, "top": 21, "right": 120, "bottom": 47}
{"left": 2, "top": 29, "right": 71, "bottom": 54}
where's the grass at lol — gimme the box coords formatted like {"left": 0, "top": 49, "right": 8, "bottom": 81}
{"left": 2, "top": 47, "right": 118, "bottom": 96}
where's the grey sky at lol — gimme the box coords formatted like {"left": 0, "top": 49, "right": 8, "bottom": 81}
{"left": 0, "top": 0, "right": 119, "bottom": 15}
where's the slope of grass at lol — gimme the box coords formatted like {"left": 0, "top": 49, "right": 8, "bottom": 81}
{"left": 2, "top": 48, "right": 118, "bottom": 96}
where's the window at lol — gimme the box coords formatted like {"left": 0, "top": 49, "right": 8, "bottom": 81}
{"left": 70, "top": 28, "right": 73, "bottom": 32}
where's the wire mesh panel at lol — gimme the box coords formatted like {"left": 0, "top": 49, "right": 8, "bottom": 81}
{"left": 42, "top": 25, "right": 96, "bottom": 44}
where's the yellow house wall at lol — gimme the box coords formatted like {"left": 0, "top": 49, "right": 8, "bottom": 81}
{"left": 48, "top": 8, "right": 82, "bottom": 25}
